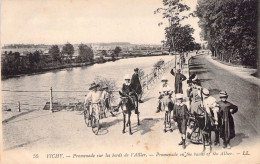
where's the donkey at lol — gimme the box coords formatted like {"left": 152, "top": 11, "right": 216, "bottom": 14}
{"left": 119, "top": 92, "right": 140, "bottom": 135}
{"left": 196, "top": 105, "right": 218, "bottom": 152}
{"left": 161, "top": 91, "right": 174, "bottom": 133}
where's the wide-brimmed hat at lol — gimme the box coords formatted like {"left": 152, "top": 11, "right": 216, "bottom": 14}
{"left": 192, "top": 75, "right": 198, "bottom": 81}
{"left": 102, "top": 86, "right": 108, "bottom": 89}
{"left": 187, "top": 79, "right": 193, "bottom": 84}
{"left": 134, "top": 68, "right": 139, "bottom": 72}
{"left": 89, "top": 83, "right": 100, "bottom": 90}
{"left": 189, "top": 74, "right": 198, "bottom": 81}
{"left": 201, "top": 88, "right": 210, "bottom": 96}
{"left": 161, "top": 76, "right": 168, "bottom": 82}
{"left": 175, "top": 93, "right": 183, "bottom": 99}
{"left": 189, "top": 74, "right": 196, "bottom": 80}
{"left": 219, "top": 91, "right": 228, "bottom": 98}
{"left": 124, "top": 74, "right": 131, "bottom": 80}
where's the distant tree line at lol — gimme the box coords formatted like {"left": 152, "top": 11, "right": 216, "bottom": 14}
{"left": 3, "top": 44, "right": 49, "bottom": 49}
{"left": 195, "top": 0, "right": 257, "bottom": 67}
{"left": 1, "top": 43, "right": 123, "bottom": 78}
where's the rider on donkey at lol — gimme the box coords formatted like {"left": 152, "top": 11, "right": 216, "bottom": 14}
{"left": 155, "top": 76, "right": 173, "bottom": 113}
{"left": 116, "top": 74, "right": 139, "bottom": 114}
{"left": 217, "top": 91, "right": 238, "bottom": 149}
{"left": 173, "top": 94, "right": 190, "bottom": 149}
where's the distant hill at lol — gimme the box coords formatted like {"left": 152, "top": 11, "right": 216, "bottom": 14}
{"left": 91, "top": 42, "right": 131, "bottom": 46}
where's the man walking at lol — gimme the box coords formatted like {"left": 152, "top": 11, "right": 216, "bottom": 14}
{"left": 170, "top": 68, "right": 187, "bottom": 94}
{"left": 130, "top": 68, "right": 143, "bottom": 103}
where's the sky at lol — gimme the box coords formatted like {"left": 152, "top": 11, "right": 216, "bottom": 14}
{"left": 0, "top": 0, "right": 201, "bottom": 45}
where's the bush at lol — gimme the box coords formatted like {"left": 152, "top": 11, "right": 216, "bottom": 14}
{"left": 93, "top": 76, "right": 118, "bottom": 103}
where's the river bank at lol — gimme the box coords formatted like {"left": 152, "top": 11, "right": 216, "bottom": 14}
{"left": 1, "top": 58, "right": 119, "bottom": 80}
{"left": 1, "top": 54, "right": 170, "bottom": 80}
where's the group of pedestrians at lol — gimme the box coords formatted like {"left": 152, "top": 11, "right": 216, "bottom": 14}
{"left": 155, "top": 58, "right": 238, "bottom": 150}
{"left": 187, "top": 74, "right": 238, "bottom": 149}
{"left": 84, "top": 57, "right": 238, "bottom": 150}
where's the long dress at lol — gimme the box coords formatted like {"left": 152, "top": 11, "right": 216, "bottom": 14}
{"left": 217, "top": 100, "right": 238, "bottom": 141}
{"left": 173, "top": 103, "right": 189, "bottom": 134}
{"left": 189, "top": 85, "right": 201, "bottom": 114}
{"left": 170, "top": 69, "right": 187, "bottom": 94}
{"left": 84, "top": 91, "right": 102, "bottom": 120}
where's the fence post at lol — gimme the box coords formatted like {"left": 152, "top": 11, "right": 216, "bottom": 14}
{"left": 18, "top": 101, "right": 21, "bottom": 112}
{"left": 157, "top": 67, "right": 159, "bottom": 79}
{"left": 146, "top": 75, "right": 149, "bottom": 90}
{"left": 50, "top": 87, "right": 53, "bottom": 113}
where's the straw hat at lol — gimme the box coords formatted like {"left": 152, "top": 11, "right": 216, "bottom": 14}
{"left": 201, "top": 88, "right": 210, "bottom": 96}
{"left": 161, "top": 76, "right": 168, "bottom": 82}
{"left": 219, "top": 91, "right": 228, "bottom": 98}
{"left": 175, "top": 93, "right": 183, "bottom": 99}
{"left": 102, "top": 85, "right": 108, "bottom": 89}
{"left": 192, "top": 75, "right": 198, "bottom": 81}
{"left": 89, "top": 83, "right": 100, "bottom": 90}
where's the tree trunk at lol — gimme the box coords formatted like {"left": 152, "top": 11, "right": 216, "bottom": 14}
{"left": 257, "top": 0, "right": 260, "bottom": 78}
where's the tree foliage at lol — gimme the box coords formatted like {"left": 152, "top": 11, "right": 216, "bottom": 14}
{"left": 195, "top": 0, "right": 257, "bottom": 67}
{"left": 78, "top": 44, "right": 94, "bottom": 62}
{"left": 155, "top": 0, "right": 200, "bottom": 54}
{"left": 101, "top": 50, "right": 108, "bottom": 56}
{"left": 113, "top": 46, "right": 122, "bottom": 57}
{"left": 62, "top": 42, "right": 75, "bottom": 61}
{"left": 49, "top": 45, "right": 61, "bottom": 63}
{"left": 94, "top": 76, "right": 117, "bottom": 103}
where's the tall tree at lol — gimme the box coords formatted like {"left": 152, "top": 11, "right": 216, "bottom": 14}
{"left": 155, "top": 0, "right": 200, "bottom": 72}
{"left": 101, "top": 50, "right": 108, "bottom": 57}
{"left": 113, "top": 46, "right": 122, "bottom": 57}
{"left": 195, "top": 0, "right": 257, "bottom": 67}
{"left": 49, "top": 45, "right": 61, "bottom": 64}
{"left": 155, "top": 0, "right": 191, "bottom": 52}
{"left": 78, "top": 44, "right": 94, "bottom": 62}
{"left": 62, "top": 43, "right": 74, "bottom": 63}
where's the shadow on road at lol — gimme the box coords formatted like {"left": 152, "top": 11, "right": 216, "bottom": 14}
{"left": 2, "top": 110, "right": 36, "bottom": 124}
{"left": 4, "top": 138, "right": 45, "bottom": 151}
{"left": 142, "top": 97, "right": 156, "bottom": 103}
{"left": 99, "top": 118, "right": 122, "bottom": 135}
{"left": 231, "top": 133, "right": 249, "bottom": 148}
{"left": 131, "top": 118, "right": 162, "bottom": 135}
{"left": 199, "top": 79, "right": 212, "bottom": 83}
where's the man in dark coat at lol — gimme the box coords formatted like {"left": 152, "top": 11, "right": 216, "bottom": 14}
{"left": 173, "top": 94, "right": 189, "bottom": 149}
{"left": 217, "top": 91, "right": 238, "bottom": 149}
{"left": 170, "top": 68, "right": 187, "bottom": 94}
{"left": 130, "top": 68, "right": 143, "bottom": 103}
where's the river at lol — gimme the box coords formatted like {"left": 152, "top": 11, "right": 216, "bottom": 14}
{"left": 1, "top": 56, "right": 174, "bottom": 110}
